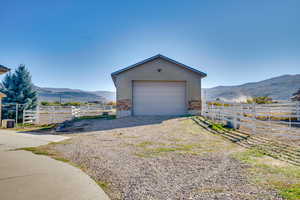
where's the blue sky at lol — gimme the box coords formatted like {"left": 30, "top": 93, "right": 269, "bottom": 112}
{"left": 1, "top": 0, "right": 299, "bottom": 91}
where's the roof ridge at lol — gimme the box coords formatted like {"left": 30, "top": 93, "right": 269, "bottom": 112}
{"left": 111, "top": 54, "right": 207, "bottom": 77}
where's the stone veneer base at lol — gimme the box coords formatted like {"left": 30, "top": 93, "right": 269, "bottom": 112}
{"left": 188, "top": 100, "right": 202, "bottom": 110}
{"left": 117, "top": 110, "right": 132, "bottom": 118}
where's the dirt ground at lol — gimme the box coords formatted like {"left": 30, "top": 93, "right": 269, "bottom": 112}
{"left": 42, "top": 116, "right": 291, "bottom": 200}
{"left": 240, "top": 120, "right": 300, "bottom": 147}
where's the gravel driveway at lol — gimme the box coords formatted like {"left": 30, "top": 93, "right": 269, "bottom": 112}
{"left": 47, "top": 117, "right": 283, "bottom": 200}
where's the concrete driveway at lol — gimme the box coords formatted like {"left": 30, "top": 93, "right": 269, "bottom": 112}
{"left": 0, "top": 130, "right": 110, "bottom": 200}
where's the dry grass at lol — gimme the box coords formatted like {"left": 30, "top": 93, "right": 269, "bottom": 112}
{"left": 33, "top": 117, "right": 293, "bottom": 199}
{"left": 233, "top": 148, "right": 300, "bottom": 200}
{"left": 3, "top": 123, "right": 57, "bottom": 132}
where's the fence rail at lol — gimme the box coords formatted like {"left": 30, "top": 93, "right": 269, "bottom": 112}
{"left": 202, "top": 101, "right": 300, "bottom": 142}
{"left": 23, "top": 110, "right": 37, "bottom": 124}
{"left": 23, "top": 105, "right": 115, "bottom": 125}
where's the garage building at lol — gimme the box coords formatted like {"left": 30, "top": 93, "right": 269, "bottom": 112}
{"left": 111, "top": 54, "right": 207, "bottom": 118}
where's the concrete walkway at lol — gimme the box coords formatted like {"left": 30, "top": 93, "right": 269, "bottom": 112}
{"left": 0, "top": 130, "right": 110, "bottom": 200}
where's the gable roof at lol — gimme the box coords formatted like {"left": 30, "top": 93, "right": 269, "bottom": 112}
{"left": 111, "top": 54, "right": 207, "bottom": 78}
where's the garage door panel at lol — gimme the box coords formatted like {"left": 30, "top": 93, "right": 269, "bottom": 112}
{"left": 133, "top": 81, "right": 186, "bottom": 116}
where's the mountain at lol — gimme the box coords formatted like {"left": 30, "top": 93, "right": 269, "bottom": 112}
{"left": 35, "top": 86, "right": 116, "bottom": 103}
{"left": 90, "top": 91, "right": 116, "bottom": 102}
{"left": 205, "top": 74, "right": 300, "bottom": 102}
{"left": 22, "top": 74, "right": 300, "bottom": 103}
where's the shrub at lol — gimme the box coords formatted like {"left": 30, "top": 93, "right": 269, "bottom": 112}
{"left": 40, "top": 101, "right": 86, "bottom": 106}
{"left": 246, "top": 97, "right": 274, "bottom": 104}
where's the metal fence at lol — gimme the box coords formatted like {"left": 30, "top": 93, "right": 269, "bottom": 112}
{"left": 202, "top": 101, "right": 300, "bottom": 139}
{"left": 23, "top": 105, "right": 116, "bottom": 125}
{"left": 2, "top": 103, "right": 28, "bottom": 125}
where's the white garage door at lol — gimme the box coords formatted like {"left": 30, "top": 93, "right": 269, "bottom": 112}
{"left": 133, "top": 81, "right": 186, "bottom": 116}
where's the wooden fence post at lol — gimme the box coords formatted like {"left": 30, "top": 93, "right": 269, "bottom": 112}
{"left": 221, "top": 103, "right": 225, "bottom": 123}
{"left": 289, "top": 106, "right": 292, "bottom": 129}
{"left": 15, "top": 104, "right": 18, "bottom": 126}
{"left": 211, "top": 104, "right": 215, "bottom": 121}
{"left": 36, "top": 105, "right": 40, "bottom": 124}
{"left": 52, "top": 106, "right": 55, "bottom": 124}
{"left": 71, "top": 106, "right": 75, "bottom": 119}
{"left": 22, "top": 109, "right": 25, "bottom": 125}
{"left": 268, "top": 105, "right": 271, "bottom": 133}
{"left": 237, "top": 104, "right": 243, "bottom": 129}
{"left": 252, "top": 102, "right": 256, "bottom": 134}
{"left": 297, "top": 101, "right": 300, "bottom": 121}
{"left": 233, "top": 104, "right": 237, "bottom": 129}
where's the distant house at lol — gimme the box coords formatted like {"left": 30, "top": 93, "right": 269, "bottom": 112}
{"left": 0, "top": 65, "right": 10, "bottom": 122}
{"left": 111, "top": 54, "right": 207, "bottom": 118}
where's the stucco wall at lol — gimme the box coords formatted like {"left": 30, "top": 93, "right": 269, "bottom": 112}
{"left": 0, "top": 99, "right": 2, "bottom": 125}
{"left": 114, "top": 58, "right": 204, "bottom": 117}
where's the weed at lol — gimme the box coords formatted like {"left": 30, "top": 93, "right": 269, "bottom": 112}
{"left": 74, "top": 115, "right": 116, "bottom": 121}
{"left": 17, "top": 147, "right": 53, "bottom": 156}
{"left": 96, "top": 180, "right": 110, "bottom": 190}
{"left": 136, "top": 143, "right": 203, "bottom": 157}
{"left": 279, "top": 184, "right": 300, "bottom": 200}
{"left": 120, "top": 135, "right": 139, "bottom": 139}
{"left": 232, "top": 148, "right": 265, "bottom": 163}
{"left": 54, "top": 157, "right": 69, "bottom": 163}
{"left": 209, "top": 123, "right": 233, "bottom": 132}
{"left": 233, "top": 148, "right": 300, "bottom": 200}
{"left": 11, "top": 124, "right": 56, "bottom": 132}
{"left": 17, "top": 146, "right": 69, "bottom": 163}
{"left": 168, "top": 138, "right": 183, "bottom": 142}
{"left": 48, "top": 139, "right": 72, "bottom": 146}
{"left": 135, "top": 141, "right": 154, "bottom": 148}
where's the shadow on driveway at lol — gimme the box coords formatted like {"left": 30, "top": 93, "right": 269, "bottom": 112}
{"left": 47, "top": 116, "right": 184, "bottom": 134}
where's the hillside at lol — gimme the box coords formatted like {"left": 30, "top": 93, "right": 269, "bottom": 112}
{"left": 35, "top": 86, "right": 116, "bottom": 103}
{"left": 90, "top": 91, "right": 116, "bottom": 102}
{"left": 12, "top": 74, "right": 300, "bottom": 103}
{"left": 205, "top": 74, "right": 300, "bottom": 102}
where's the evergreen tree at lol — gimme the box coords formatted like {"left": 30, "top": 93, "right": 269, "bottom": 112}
{"left": 0, "top": 64, "right": 37, "bottom": 121}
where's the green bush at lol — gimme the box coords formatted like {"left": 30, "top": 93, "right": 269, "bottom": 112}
{"left": 74, "top": 115, "right": 116, "bottom": 121}
{"left": 246, "top": 97, "right": 275, "bottom": 104}
{"left": 207, "top": 102, "right": 231, "bottom": 107}
{"left": 40, "top": 101, "right": 87, "bottom": 106}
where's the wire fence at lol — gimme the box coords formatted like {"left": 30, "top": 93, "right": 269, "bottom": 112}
{"left": 1, "top": 103, "right": 29, "bottom": 126}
